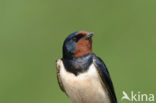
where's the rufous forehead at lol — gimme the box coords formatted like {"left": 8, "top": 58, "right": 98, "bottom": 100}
{"left": 77, "top": 31, "right": 89, "bottom": 36}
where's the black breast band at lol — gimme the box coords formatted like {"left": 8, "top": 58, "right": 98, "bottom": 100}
{"left": 62, "top": 54, "right": 94, "bottom": 76}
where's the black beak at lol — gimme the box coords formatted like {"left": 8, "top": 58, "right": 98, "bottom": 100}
{"left": 83, "top": 32, "right": 94, "bottom": 39}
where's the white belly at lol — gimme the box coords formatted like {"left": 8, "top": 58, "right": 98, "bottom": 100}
{"left": 58, "top": 60, "right": 111, "bottom": 103}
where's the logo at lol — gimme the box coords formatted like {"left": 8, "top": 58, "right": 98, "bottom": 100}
{"left": 121, "top": 91, "right": 155, "bottom": 102}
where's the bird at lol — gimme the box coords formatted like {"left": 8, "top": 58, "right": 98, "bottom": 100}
{"left": 56, "top": 31, "right": 117, "bottom": 103}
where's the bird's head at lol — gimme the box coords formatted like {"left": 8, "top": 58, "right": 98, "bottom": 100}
{"left": 63, "top": 31, "right": 94, "bottom": 59}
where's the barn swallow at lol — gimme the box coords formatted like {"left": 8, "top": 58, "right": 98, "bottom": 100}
{"left": 56, "top": 31, "right": 117, "bottom": 103}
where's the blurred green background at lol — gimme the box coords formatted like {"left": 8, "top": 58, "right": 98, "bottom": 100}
{"left": 0, "top": 0, "right": 156, "bottom": 103}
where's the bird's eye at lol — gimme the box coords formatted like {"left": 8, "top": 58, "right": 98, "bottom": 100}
{"left": 72, "top": 37, "right": 77, "bottom": 42}
{"left": 72, "top": 34, "right": 83, "bottom": 42}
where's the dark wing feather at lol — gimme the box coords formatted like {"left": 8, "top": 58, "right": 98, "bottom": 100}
{"left": 93, "top": 56, "right": 117, "bottom": 103}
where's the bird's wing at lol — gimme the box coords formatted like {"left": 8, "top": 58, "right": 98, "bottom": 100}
{"left": 93, "top": 56, "right": 117, "bottom": 103}
{"left": 56, "top": 59, "right": 65, "bottom": 92}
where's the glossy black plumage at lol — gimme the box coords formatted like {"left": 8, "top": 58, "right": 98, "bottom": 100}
{"left": 62, "top": 54, "right": 94, "bottom": 75}
{"left": 93, "top": 55, "right": 117, "bottom": 103}
{"left": 63, "top": 32, "right": 78, "bottom": 59}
